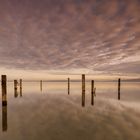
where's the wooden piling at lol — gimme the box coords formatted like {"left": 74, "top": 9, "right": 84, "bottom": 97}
{"left": 1, "top": 75, "right": 7, "bottom": 106}
{"left": 14, "top": 80, "right": 18, "bottom": 90}
{"left": 1, "top": 75, "right": 7, "bottom": 131}
{"left": 118, "top": 78, "right": 121, "bottom": 100}
{"left": 91, "top": 80, "right": 94, "bottom": 105}
{"left": 82, "top": 74, "right": 85, "bottom": 107}
{"left": 19, "top": 79, "right": 22, "bottom": 97}
{"left": 14, "top": 80, "right": 18, "bottom": 98}
{"left": 68, "top": 78, "right": 70, "bottom": 95}
{"left": 40, "top": 80, "right": 42, "bottom": 91}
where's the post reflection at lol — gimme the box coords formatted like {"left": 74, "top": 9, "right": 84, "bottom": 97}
{"left": 14, "top": 79, "right": 23, "bottom": 98}
{"left": 2, "top": 106, "right": 7, "bottom": 132}
{"left": 91, "top": 80, "right": 96, "bottom": 106}
{"left": 14, "top": 88, "right": 18, "bottom": 98}
{"left": 20, "top": 88, "right": 22, "bottom": 97}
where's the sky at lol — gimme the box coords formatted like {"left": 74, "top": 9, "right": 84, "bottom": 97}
{"left": 0, "top": 0, "right": 140, "bottom": 80}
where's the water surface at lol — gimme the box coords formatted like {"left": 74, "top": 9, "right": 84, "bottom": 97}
{"left": 0, "top": 82, "right": 140, "bottom": 140}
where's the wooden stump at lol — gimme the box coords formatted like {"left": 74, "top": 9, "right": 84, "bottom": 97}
{"left": 118, "top": 78, "right": 121, "bottom": 100}
{"left": 82, "top": 74, "right": 85, "bottom": 107}
{"left": 1, "top": 75, "right": 7, "bottom": 106}
{"left": 40, "top": 80, "right": 42, "bottom": 91}
{"left": 14, "top": 80, "right": 18, "bottom": 98}
{"left": 20, "top": 79, "right": 22, "bottom": 97}
{"left": 68, "top": 78, "right": 70, "bottom": 95}
{"left": 91, "top": 80, "right": 94, "bottom": 105}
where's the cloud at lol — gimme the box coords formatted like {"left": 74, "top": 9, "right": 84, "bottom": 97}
{"left": 0, "top": 0, "right": 140, "bottom": 75}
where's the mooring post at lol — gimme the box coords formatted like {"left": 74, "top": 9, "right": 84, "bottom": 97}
{"left": 1, "top": 75, "right": 7, "bottom": 131}
{"left": 82, "top": 74, "right": 85, "bottom": 107}
{"left": 40, "top": 80, "right": 42, "bottom": 91}
{"left": 1, "top": 75, "right": 7, "bottom": 106}
{"left": 68, "top": 78, "right": 70, "bottom": 95}
{"left": 14, "top": 80, "right": 18, "bottom": 98}
{"left": 118, "top": 78, "right": 121, "bottom": 100}
{"left": 19, "top": 79, "right": 22, "bottom": 97}
{"left": 14, "top": 80, "right": 18, "bottom": 90}
{"left": 91, "top": 80, "right": 94, "bottom": 105}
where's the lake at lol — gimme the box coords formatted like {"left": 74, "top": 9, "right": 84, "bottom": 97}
{"left": 0, "top": 81, "right": 140, "bottom": 140}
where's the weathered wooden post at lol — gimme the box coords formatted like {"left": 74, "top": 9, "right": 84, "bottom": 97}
{"left": 91, "top": 80, "right": 94, "bottom": 105}
{"left": 82, "top": 74, "right": 85, "bottom": 107}
{"left": 68, "top": 78, "right": 70, "bottom": 95}
{"left": 2, "top": 105, "right": 7, "bottom": 131}
{"left": 1, "top": 75, "right": 7, "bottom": 106}
{"left": 19, "top": 79, "right": 22, "bottom": 97}
{"left": 14, "top": 80, "right": 18, "bottom": 98}
{"left": 40, "top": 80, "right": 42, "bottom": 91}
{"left": 118, "top": 78, "right": 121, "bottom": 100}
{"left": 1, "top": 75, "right": 8, "bottom": 131}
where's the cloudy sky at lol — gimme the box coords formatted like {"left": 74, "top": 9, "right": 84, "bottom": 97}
{"left": 0, "top": 0, "right": 140, "bottom": 80}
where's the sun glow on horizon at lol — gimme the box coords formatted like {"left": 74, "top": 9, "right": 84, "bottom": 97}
{"left": 0, "top": 67, "right": 139, "bottom": 81}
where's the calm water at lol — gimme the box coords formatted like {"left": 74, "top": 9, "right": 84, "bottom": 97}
{"left": 0, "top": 82, "right": 140, "bottom": 140}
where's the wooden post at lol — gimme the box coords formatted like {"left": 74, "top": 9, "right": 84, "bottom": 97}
{"left": 19, "top": 79, "right": 22, "bottom": 97}
{"left": 1, "top": 75, "right": 7, "bottom": 106}
{"left": 1, "top": 75, "right": 8, "bottom": 131}
{"left": 91, "top": 80, "right": 94, "bottom": 105}
{"left": 14, "top": 80, "right": 18, "bottom": 90}
{"left": 118, "top": 78, "right": 121, "bottom": 100}
{"left": 40, "top": 80, "right": 42, "bottom": 91}
{"left": 68, "top": 78, "right": 70, "bottom": 95}
{"left": 2, "top": 106, "right": 7, "bottom": 131}
{"left": 14, "top": 80, "right": 18, "bottom": 98}
{"left": 82, "top": 74, "right": 85, "bottom": 107}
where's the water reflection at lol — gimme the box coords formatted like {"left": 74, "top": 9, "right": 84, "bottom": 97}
{"left": 14, "top": 79, "right": 23, "bottom": 97}
{"left": 20, "top": 88, "right": 22, "bottom": 97}
{"left": 14, "top": 88, "right": 18, "bottom": 98}
{"left": 1, "top": 80, "right": 140, "bottom": 135}
{"left": 2, "top": 106, "right": 7, "bottom": 132}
